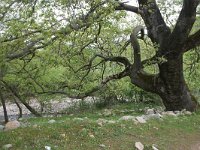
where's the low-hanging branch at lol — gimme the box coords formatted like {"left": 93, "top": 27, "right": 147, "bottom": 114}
{"left": 36, "top": 68, "right": 129, "bottom": 99}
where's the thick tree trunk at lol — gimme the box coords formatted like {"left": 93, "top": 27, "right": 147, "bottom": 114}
{"left": 158, "top": 55, "right": 198, "bottom": 111}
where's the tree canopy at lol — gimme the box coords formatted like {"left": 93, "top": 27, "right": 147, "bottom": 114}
{"left": 1, "top": 0, "right": 200, "bottom": 116}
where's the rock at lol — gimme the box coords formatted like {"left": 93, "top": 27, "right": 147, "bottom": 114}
{"left": 48, "top": 119, "right": 56, "bottom": 124}
{"left": 184, "top": 111, "right": 192, "bottom": 115}
{"left": 152, "top": 144, "right": 159, "bottom": 150}
{"left": 145, "top": 114, "right": 162, "bottom": 120}
{"left": 139, "top": 109, "right": 143, "bottom": 112}
{"left": 2, "top": 144, "right": 13, "bottom": 149}
{"left": 174, "top": 111, "right": 181, "bottom": 116}
{"left": 18, "top": 118, "right": 23, "bottom": 121}
{"left": 0, "top": 125, "right": 4, "bottom": 131}
{"left": 145, "top": 109, "right": 155, "bottom": 115}
{"left": 4, "top": 120, "right": 20, "bottom": 131}
{"left": 32, "top": 124, "right": 38, "bottom": 128}
{"left": 107, "top": 120, "right": 116, "bottom": 124}
{"left": 136, "top": 116, "right": 147, "bottom": 123}
{"left": 73, "top": 118, "right": 84, "bottom": 121}
{"left": 99, "top": 144, "right": 106, "bottom": 148}
{"left": 89, "top": 134, "right": 95, "bottom": 138}
{"left": 102, "top": 109, "right": 112, "bottom": 117}
{"left": 162, "top": 111, "right": 177, "bottom": 116}
{"left": 119, "top": 116, "right": 135, "bottom": 121}
{"left": 96, "top": 118, "right": 108, "bottom": 126}
{"left": 45, "top": 146, "right": 51, "bottom": 150}
{"left": 135, "top": 142, "right": 144, "bottom": 150}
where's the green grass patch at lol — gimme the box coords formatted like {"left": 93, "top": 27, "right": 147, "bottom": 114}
{"left": 1, "top": 103, "right": 200, "bottom": 150}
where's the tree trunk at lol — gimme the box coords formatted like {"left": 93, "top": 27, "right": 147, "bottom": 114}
{"left": 0, "top": 91, "right": 9, "bottom": 123}
{"left": 14, "top": 98, "right": 22, "bottom": 119}
{"left": 158, "top": 54, "right": 198, "bottom": 111}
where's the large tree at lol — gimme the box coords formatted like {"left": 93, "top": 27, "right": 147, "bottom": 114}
{"left": 116, "top": 0, "right": 200, "bottom": 111}
{"left": 0, "top": 0, "right": 200, "bottom": 113}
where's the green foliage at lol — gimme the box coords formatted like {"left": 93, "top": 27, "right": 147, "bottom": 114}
{"left": 0, "top": 0, "right": 200, "bottom": 105}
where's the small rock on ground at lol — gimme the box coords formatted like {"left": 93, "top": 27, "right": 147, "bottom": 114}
{"left": 135, "top": 142, "right": 144, "bottom": 150}
{"left": 4, "top": 120, "right": 20, "bottom": 131}
{"left": 119, "top": 116, "right": 135, "bottom": 121}
{"left": 145, "top": 108, "right": 155, "bottom": 115}
{"left": 152, "top": 144, "right": 159, "bottom": 150}
{"left": 2, "top": 144, "right": 13, "bottom": 149}
{"left": 99, "top": 144, "right": 106, "bottom": 148}
{"left": 136, "top": 116, "right": 147, "bottom": 124}
{"left": 73, "top": 118, "right": 84, "bottom": 121}
{"left": 48, "top": 119, "right": 56, "bottom": 124}
{"left": 0, "top": 125, "right": 4, "bottom": 131}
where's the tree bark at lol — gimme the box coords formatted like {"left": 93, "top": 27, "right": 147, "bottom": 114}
{"left": 14, "top": 98, "right": 22, "bottom": 119}
{"left": 2, "top": 81, "right": 42, "bottom": 117}
{"left": 158, "top": 55, "right": 198, "bottom": 111}
{"left": 0, "top": 90, "right": 9, "bottom": 123}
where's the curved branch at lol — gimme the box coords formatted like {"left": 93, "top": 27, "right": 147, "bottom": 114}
{"left": 96, "top": 54, "right": 131, "bottom": 68}
{"left": 6, "top": 37, "right": 57, "bottom": 60}
{"left": 130, "top": 25, "right": 144, "bottom": 70}
{"left": 36, "top": 69, "right": 129, "bottom": 99}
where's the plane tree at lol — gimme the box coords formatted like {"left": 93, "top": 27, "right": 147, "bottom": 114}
{"left": 0, "top": 0, "right": 200, "bottom": 117}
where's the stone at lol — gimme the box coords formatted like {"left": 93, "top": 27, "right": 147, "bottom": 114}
{"left": 99, "top": 144, "right": 106, "bottom": 148}
{"left": 45, "top": 146, "right": 51, "bottom": 150}
{"left": 162, "top": 111, "right": 177, "bottom": 116}
{"left": 152, "top": 144, "right": 159, "bottom": 150}
{"left": 107, "top": 120, "right": 116, "bottom": 124}
{"left": 135, "top": 142, "right": 144, "bottom": 150}
{"left": 4, "top": 120, "right": 20, "bottom": 131}
{"left": 32, "top": 124, "right": 38, "bottom": 128}
{"left": 0, "top": 125, "right": 4, "bottom": 131}
{"left": 136, "top": 116, "right": 147, "bottom": 123}
{"left": 89, "top": 134, "right": 95, "bottom": 138}
{"left": 96, "top": 118, "right": 108, "bottom": 126}
{"left": 145, "top": 109, "right": 155, "bottom": 115}
{"left": 102, "top": 109, "right": 112, "bottom": 117}
{"left": 2, "top": 144, "right": 13, "bottom": 149}
{"left": 73, "top": 118, "right": 84, "bottom": 121}
{"left": 184, "top": 111, "right": 192, "bottom": 115}
{"left": 174, "top": 111, "right": 181, "bottom": 116}
{"left": 145, "top": 114, "right": 162, "bottom": 120}
{"left": 119, "top": 116, "right": 135, "bottom": 121}
{"left": 48, "top": 119, "right": 56, "bottom": 124}
{"left": 18, "top": 118, "right": 23, "bottom": 121}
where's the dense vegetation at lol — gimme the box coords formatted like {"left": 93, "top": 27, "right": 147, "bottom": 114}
{"left": 0, "top": 0, "right": 200, "bottom": 122}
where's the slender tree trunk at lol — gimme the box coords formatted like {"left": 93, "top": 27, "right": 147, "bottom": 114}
{"left": 14, "top": 98, "right": 22, "bottom": 119}
{"left": 158, "top": 55, "right": 198, "bottom": 111}
{"left": 2, "top": 81, "right": 42, "bottom": 117}
{"left": 0, "top": 91, "right": 9, "bottom": 123}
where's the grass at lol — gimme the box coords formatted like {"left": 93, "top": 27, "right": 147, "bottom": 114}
{"left": 1, "top": 102, "right": 200, "bottom": 150}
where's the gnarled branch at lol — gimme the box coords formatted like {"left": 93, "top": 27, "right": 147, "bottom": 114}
{"left": 130, "top": 25, "right": 144, "bottom": 70}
